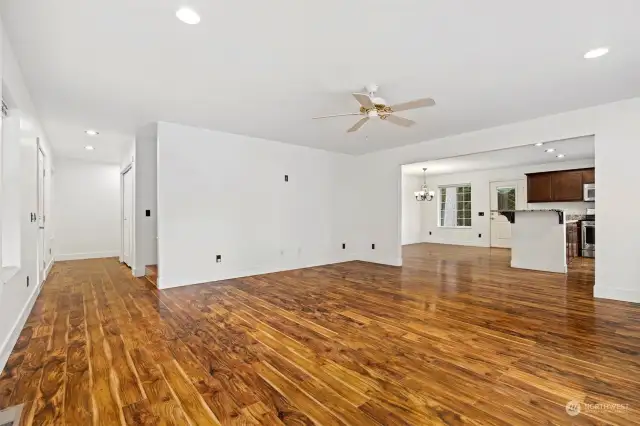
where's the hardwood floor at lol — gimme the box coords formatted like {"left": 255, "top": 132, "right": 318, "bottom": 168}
{"left": 1, "top": 244, "right": 638, "bottom": 425}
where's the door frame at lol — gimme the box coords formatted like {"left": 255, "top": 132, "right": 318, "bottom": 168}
{"left": 121, "top": 163, "right": 134, "bottom": 267}
{"left": 36, "top": 141, "right": 46, "bottom": 285}
{"left": 489, "top": 179, "right": 526, "bottom": 248}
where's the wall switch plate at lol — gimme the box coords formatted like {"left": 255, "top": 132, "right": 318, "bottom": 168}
{"left": 371, "top": 244, "right": 375, "bottom": 249}
{"left": 478, "top": 234, "right": 482, "bottom": 238}
{"left": 429, "top": 231, "right": 432, "bottom": 235}
{"left": 478, "top": 212, "right": 485, "bottom": 216}
{"left": 146, "top": 209, "right": 151, "bottom": 217}
{"left": 216, "top": 255, "right": 222, "bottom": 263}
{"left": 284, "top": 175, "right": 289, "bottom": 182}
{"left": 342, "top": 243, "right": 346, "bottom": 249}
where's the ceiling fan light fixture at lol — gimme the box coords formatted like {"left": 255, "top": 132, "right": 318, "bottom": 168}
{"left": 313, "top": 85, "right": 435, "bottom": 133}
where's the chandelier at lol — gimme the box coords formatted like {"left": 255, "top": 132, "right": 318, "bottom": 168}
{"left": 414, "top": 168, "right": 434, "bottom": 201}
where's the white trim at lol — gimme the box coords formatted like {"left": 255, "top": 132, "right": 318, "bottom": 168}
{"left": 594, "top": 286, "right": 640, "bottom": 304}
{"left": 44, "top": 258, "right": 54, "bottom": 278}
{"left": 120, "top": 164, "right": 134, "bottom": 269}
{"left": 56, "top": 251, "right": 120, "bottom": 261}
{"left": 159, "top": 258, "right": 356, "bottom": 289}
{"left": 0, "top": 277, "right": 43, "bottom": 373}
{"left": 132, "top": 266, "right": 146, "bottom": 277}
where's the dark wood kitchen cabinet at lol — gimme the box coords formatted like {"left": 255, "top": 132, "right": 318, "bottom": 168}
{"left": 526, "top": 167, "right": 594, "bottom": 203}
{"left": 526, "top": 173, "right": 553, "bottom": 202}
{"left": 551, "top": 170, "right": 584, "bottom": 201}
{"left": 582, "top": 168, "right": 595, "bottom": 184}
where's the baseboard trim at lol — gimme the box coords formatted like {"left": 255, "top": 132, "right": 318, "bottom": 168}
{"left": 132, "top": 267, "right": 146, "bottom": 277}
{"left": 594, "top": 286, "right": 640, "bottom": 304}
{"left": 0, "top": 277, "right": 43, "bottom": 373}
{"left": 158, "top": 258, "right": 352, "bottom": 290}
{"left": 56, "top": 251, "right": 120, "bottom": 261}
{"left": 45, "top": 258, "right": 54, "bottom": 279}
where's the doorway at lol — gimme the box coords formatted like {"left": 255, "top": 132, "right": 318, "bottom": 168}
{"left": 122, "top": 166, "right": 134, "bottom": 267}
{"left": 490, "top": 180, "right": 525, "bottom": 248}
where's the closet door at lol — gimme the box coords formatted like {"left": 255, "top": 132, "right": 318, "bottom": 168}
{"left": 21, "top": 138, "right": 39, "bottom": 288}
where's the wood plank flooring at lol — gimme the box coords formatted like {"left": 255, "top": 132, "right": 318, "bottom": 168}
{"left": 1, "top": 243, "right": 639, "bottom": 425}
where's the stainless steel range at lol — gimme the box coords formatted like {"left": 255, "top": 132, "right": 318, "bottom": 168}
{"left": 581, "top": 208, "right": 595, "bottom": 258}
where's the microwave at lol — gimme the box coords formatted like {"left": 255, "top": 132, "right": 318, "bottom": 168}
{"left": 584, "top": 184, "right": 595, "bottom": 201}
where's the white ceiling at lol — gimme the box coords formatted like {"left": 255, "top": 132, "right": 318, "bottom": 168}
{"left": 402, "top": 136, "right": 595, "bottom": 176}
{"left": 1, "top": 1, "right": 639, "bottom": 161}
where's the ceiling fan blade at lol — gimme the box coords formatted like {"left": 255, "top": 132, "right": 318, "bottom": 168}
{"left": 352, "top": 93, "right": 374, "bottom": 109}
{"left": 347, "top": 117, "right": 370, "bottom": 133}
{"left": 383, "top": 114, "right": 416, "bottom": 128}
{"left": 390, "top": 98, "right": 435, "bottom": 112}
{"left": 312, "top": 113, "right": 362, "bottom": 120}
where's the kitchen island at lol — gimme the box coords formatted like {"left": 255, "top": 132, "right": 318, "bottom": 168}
{"left": 495, "top": 209, "right": 567, "bottom": 273}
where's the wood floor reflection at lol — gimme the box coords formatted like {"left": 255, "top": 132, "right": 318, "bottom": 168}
{"left": 1, "top": 244, "right": 639, "bottom": 425}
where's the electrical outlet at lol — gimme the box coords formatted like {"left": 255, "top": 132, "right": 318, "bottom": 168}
{"left": 216, "top": 255, "right": 222, "bottom": 263}
{"left": 342, "top": 243, "right": 346, "bottom": 249}
{"left": 478, "top": 233, "right": 482, "bottom": 238}
{"left": 478, "top": 212, "right": 485, "bottom": 217}
{"left": 371, "top": 244, "right": 375, "bottom": 250}
{"left": 284, "top": 175, "right": 289, "bottom": 182}
{"left": 146, "top": 209, "right": 151, "bottom": 217}
{"left": 429, "top": 231, "right": 432, "bottom": 235}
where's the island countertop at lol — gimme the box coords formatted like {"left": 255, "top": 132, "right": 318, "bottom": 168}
{"left": 497, "top": 210, "right": 567, "bottom": 273}
{"left": 492, "top": 209, "right": 565, "bottom": 224}
{"left": 490, "top": 209, "right": 564, "bottom": 213}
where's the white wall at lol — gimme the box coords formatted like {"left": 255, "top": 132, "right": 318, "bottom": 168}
{"left": 134, "top": 123, "right": 157, "bottom": 275}
{"left": 53, "top": 158, "right": 120, "bottom": 260}
{"left": 401, "top": 174, "right": 422, "bottom": 245}
{"left": 0, "top": 16, "right": 55, "bottom": 371}
{"left": 402, "top": 159, "right": 595, "bottom": 247}
{"left": 355, "top": 96, "right": 640, "bottom": 303}
{"left": 594, "top": 101, "right": 640, "bottom": 303}
{"left": 156, "top": 122, "right": 354, "bottom": 288}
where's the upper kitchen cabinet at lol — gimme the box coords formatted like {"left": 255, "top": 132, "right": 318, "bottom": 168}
{"left": 527, "top": 173, "right": 553, "bottom": 202}
{"left": 551, "top": 170, "right": 584, "bottom": 201}
{"left": 582, "top": 168, "right": 595, "bottom": 184}
{"left": 526, "top": 168, "right": 594, "bottom": 203}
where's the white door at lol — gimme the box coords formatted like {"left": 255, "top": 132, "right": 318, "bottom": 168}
{"left": 37, "top": 144, "right": 46, "bottom": 283}
{"left": 490, "top": 180, "right": 524, "bottom": 248}
{"left": 122, "top": 168, "right": 134, "bottom": 266}
{"left": 22, "top": 138, "right": 39, "bottom": 290}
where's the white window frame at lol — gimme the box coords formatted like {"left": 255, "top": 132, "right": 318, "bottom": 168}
{"left": 438, "top": 184, "right": 472, "bottom": 228}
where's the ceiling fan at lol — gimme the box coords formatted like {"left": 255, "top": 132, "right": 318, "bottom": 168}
{"left": 312, "top": 84, "right": 435, "bottom": 133}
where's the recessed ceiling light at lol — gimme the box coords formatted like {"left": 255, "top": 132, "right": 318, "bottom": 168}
{"left": 85, "top": 145, "right": 95, "bottom": 151}
{"left": 556, "top": 154, "right": 565, "bottom": 158}
{"left": 176, "top": 7, "right": 200, "bottom": 25}
{"left": 534, "top": 142, "right": 544, "bottom": 147}
{"left": 545, "top": 148, "right": 556, "bottom": 153}
{"left": 584, "top": 47, "right": 609, "bottom": 59}
{"left": 85, "top": 129, "right": 99, "bottom": 136}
